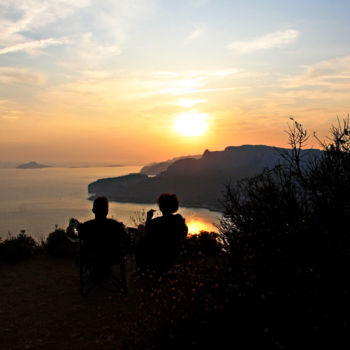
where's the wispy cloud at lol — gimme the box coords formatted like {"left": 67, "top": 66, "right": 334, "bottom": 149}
{"left": 0, "top": 37, "right": 70, "bottom": 55}
{"left": 58, "top": 32, "right": 121, "bottom": 71}
{"left": 0, "top": 99, "right": 23, "bottom": 120}
{"left": 187, "top": 24, "right": 203, "bottom": 40}
{"left": 0, "top": 0, "right": 155, "bottom": 61}
{"left": 177, "top": 98, "right": 207, "bottom": 107}
{"left": 0, "top": 67, "right": 46, "bottom": 85}
{"left": 277, "top": 55, "right": 350, "bottom": 103}
{"left": 227, "top": 29, "right": 299, "bottom": 53}
{"left": 284, "top": 55, "right": 350, "bottom": 88}
{"left": 0, "top": 0, "right": 91, "bottom": 43}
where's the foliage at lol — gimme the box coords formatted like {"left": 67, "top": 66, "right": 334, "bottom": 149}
{"left": 126, "top": 254, "right": 261, "bottom": 350}
{"left": 219, "top": 117, "right": 349, "bottom": 348}
{"left": 46, "top": 227, "right": 76, "bottom": 257}
{"left": 129, "top": 209, "right": 148, "bottom": 228}
{"left": 183, "top": 231, "right": 223, "bottom": 257}
{"left": 0, "top": 231, "right": 38, "bottom": 261}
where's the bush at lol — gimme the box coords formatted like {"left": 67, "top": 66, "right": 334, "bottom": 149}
{"left": 219, "top": 117, "right": 349, "bottom": 348}
{"left": 46, "top": 228, "right": 76, "bottom": 257}
{"left": 0, "top": 231, "right": 38, "bottom": 261}
{"left": 183, "top": 231, "right": 223, "bottom": 257}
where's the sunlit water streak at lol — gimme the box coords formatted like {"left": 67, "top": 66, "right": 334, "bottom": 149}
{"left": 0, "top": 166, "right": 220, "bottom": 240}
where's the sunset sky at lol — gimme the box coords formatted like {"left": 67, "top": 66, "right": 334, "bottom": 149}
{"left": 1, "top": 0, "right": 350, "bottom": 164}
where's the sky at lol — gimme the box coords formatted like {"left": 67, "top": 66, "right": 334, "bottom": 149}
{"left": 1, "top": 0, "right": 350, "bottom": 164}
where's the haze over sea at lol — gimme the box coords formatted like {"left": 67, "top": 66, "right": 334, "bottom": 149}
{"left": 0, "top": 165, "right": 219, "bottom": 240}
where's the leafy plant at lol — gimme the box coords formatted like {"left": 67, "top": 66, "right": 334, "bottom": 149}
{"left": 0, "top": 230, "right": 38, "bottom": 261}
{"left": 46, "top": 227, "right": 76, "bottom": 257}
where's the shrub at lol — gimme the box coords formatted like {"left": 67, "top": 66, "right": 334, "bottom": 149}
{"left": 126, "top": 252, "right": 264, "bottom": 350}
{"left": 219, "top": 117, "right": 349, "bottom": 348}
{"left": 46, "top": 228, "right": 76, "bottom": 257}
{"left": 183, "top": 231, "right": 223, "bottom": 257}
{"left": 0, "top": 231, "right": 38, "bottom": 261}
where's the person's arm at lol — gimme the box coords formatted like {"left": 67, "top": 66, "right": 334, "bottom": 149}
{"left": 146, "top": 209, "right": 155, "bottom": 223}
{"left": 119, "top": 222, "right": 130, "bottom": 248}
{"left": 145, "top": 209, "right": 156, "bottom": 237}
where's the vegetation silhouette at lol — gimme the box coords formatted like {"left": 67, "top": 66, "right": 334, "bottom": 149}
{"left": 219, "top": 117, "right": 349, "bottom": 349}
{"left": 0, "top": 230, "right": 37, "bottom": 260}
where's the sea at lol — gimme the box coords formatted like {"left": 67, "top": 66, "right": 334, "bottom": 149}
{"left": 0, "top": 165, "right": 221, "bottom": 241}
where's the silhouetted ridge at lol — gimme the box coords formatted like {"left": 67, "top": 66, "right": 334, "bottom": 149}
{"left": 88, "top": 145, "right": 322, "bottom": 210}
{"left": 140, "top": 154, "right": 201, "bottom": 175}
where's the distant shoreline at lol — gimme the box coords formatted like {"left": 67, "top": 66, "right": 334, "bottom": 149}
{"left": 88, "top": 195, "right": 222, "bottom": 213}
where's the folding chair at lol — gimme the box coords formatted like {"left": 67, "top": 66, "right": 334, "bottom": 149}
{"left": 77, "top": 236, "right": 127, "bottom": 297}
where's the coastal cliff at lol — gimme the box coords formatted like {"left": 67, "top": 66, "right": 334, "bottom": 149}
{"left": 88, "top": 145, "right": 322, "bottom": 211}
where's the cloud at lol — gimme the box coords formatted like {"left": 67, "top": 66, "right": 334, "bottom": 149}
{"left": 0, "top": 67, "right": 46, "bottom": 85}
{"left": 284, "top": 55, "right": 350, "bottom": 88}
{"left": 0, "top": 37, "right": 70, "bottom": 55}
{"left": 2, "top": 115, "right": 18, "bottom": 120}
{"left": 57, "top": 32, "right": 122, "bottom": 71}
{"left": 0, "top": 99, "right": 23, "bottom": 120}
{"left": 177, "top": 98, "right": 207, "bottom": 107}
{"left": 0, "top": 0, "right": 155, "bottom": 61}
{"left": 187, "top": 25, "right": 203, "bottom": 40}
{"left": 227, "top": 29, "right": 299, "bottom": 53}
{"left": 0, "top": 0, "right": 91, "bottom": 43}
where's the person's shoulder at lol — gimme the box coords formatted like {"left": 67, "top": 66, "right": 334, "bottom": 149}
{"left": 79, "top": 219, "right": 95, "bottom": 229}
{"left": 149, "top": 216, "right": 167, "bottom": 227}
{"left": 173, "top": 214, "right": 186, "bottom": 222}
{"left": 78, "top": 219, "right": 96, "bottom": 237}
{"left": 106, "top": 218, "right": 122, "bottom": 225}
{"left": 106, "top": 218, "right": 125, "bottom": 229}
{"left": 151, "top": 216, "right": 164, "bottom": 223}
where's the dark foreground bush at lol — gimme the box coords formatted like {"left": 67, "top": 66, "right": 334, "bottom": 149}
{"left": 46, "top": 228, "right": 76, "bottom": 257}
{"left": 0, "top": 231, "right": 38, "bottom": 261}
{"left": 219, "top": 118, "right": 348, "bottom": 348}
{"left": 183, "top": 231, "right": 223, "bottom": 257}
{"left": 126, "top": 253, "right": 268, "bottom": 350}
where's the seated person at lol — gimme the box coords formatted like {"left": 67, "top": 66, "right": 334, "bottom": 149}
{"left": 136, "top": 193, "right": 188, "bottom": 274}
{"left": 78, "top": 196, "right": 129, "bottom": 282}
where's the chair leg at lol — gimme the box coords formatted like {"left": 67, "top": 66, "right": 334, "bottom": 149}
{"left": 79, "top": 256, "right": 95, "bottom": 297}
{"left": 120, "top": 256, "right": 127, "bottom": 295}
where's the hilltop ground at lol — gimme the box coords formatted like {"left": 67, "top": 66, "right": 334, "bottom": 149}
{"left": 0, "top": 256, "right": 139, "bottom": 350}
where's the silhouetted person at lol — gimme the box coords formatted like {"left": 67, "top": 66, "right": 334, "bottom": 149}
{"left": 136, "top": 193, "right": 188, "bottom": 274}
{"left": 79, "top": 196, "right": 128, "bottom": 282}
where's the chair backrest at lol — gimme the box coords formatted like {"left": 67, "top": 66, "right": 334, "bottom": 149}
{"left": 77, "top": 220, "right": 128, "bottom": 296}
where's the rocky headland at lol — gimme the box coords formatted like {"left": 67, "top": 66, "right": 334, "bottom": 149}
{"left": 88, "top": 145, "right": 322, "bottom": 211}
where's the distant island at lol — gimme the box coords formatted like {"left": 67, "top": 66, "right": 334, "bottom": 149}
{"left": 88, "top": 145, "right": 322, "bottom": 211}
{"left": 16, "top": 161, "right": 52, "bottom": 169}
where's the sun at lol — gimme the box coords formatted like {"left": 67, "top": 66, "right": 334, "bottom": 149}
{"left": 174, "top": 110, "right": 208, "bottom": 136}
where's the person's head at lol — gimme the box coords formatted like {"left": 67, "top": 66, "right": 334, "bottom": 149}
{"left": 92, "top": 196, "right": 109, "bottom": 218}
{"left": 157, "top": 193, "right": 179, "bottom": 215}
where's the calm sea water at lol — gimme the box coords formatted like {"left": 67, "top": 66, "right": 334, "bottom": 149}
{"left": 0, "top": 166, "right": 220, "bottom": 240}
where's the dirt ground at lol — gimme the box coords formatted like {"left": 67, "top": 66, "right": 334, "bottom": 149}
{"left": 0, "top": 256, "right": 140, "bottom": 350}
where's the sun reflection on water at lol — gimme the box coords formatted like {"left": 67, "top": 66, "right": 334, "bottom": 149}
{"left": 186, "top": 218, "right": 217, "bottom": 235}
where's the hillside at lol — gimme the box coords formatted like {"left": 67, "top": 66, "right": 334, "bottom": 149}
{"left": 140, "top": 154, "right": 200, "bottom": 176}
{"left": 88, "top": 145, "right": 322, "bottom": 211}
